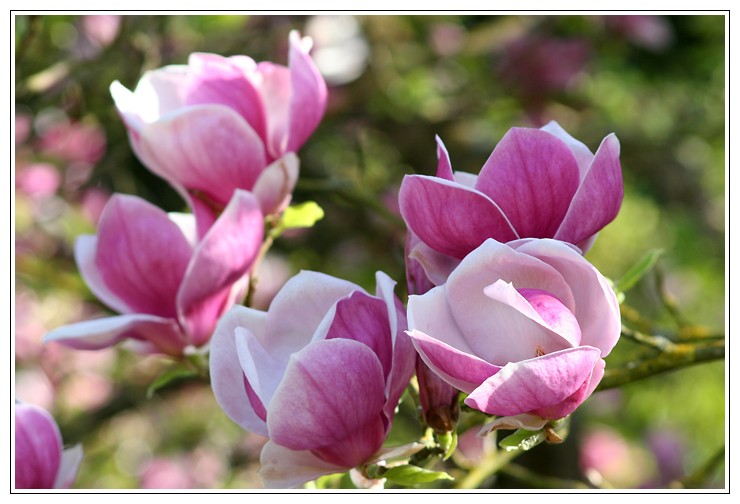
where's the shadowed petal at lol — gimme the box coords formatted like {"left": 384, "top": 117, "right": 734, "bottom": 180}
{"left": 325, "top": 291, "right": 393, "bottom": 380}
{"left": 267, "top": 339, "right": 386, "bottom": 468}
{"left": 531, "top": 357, "right": 605, "bottom": 419}
{"left": 177, "top": 190, "right": 264, "bottom": 346}
{"left": 476, "top": 128, "right": 580, "bottom": 238}
{"left": 43, "top": 314, "right": 185, "bottom": 356}
{"left": 407, "top": 239, "right": 460, "bottom": 288}
{"left": 209, "top": 305, "right": 269, "bottom": 437}
{"left": 95, "top": 195, "right": 193, "bottom": 318}
{"left": 408, "top": 329, "right": 500, "bottom": 393}
{"left": 399, "top": 175, "right": 518, "bottom": 259}
{"left": 286, "top": 31, "right": 328, "bottom": 154}
{"left": 252, "top": 153, "right": 299, "bottom": 215}
{"left": 375, "top": 271, "right": 415, "bottom": 420}
{"left": 54, "top": 445, "right": 83, "bottom": 489}
{"left": 465, "top": 346, "right": 601, "bottom": 417}
{"left": 259, "top": 440, "right": 345, "bottom": 489}
{"left": 136, "top": 105, "right": 267, "bottom": 205}
{"left": 555, "top": 134, "right": 623, "bottom": 246}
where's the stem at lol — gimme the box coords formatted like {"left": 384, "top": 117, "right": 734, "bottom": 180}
{"left": 243, "top": 232, "right": 275, "bottom": 308}
{"left": 674, "top": 445, "right": 725, "bottom": 489}
{"left": 454, "top": 447, "right": 520, "bottom": 489}
{"left": 654, "top": 263, "right": 691, "bottom": 328}
{"left": 596, "top": 336, "right": 724, "bottom": 392}
{"left": 499, "top": 463, "right": 591, "bottom": 489}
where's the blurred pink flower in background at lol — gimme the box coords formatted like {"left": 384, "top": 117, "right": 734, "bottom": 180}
{"left": 603, "top": 15, "right": 674, "bottom": 52}
{"left": 16, "top": 112, "right": 32, "bottom": 145}
{"left": 497, "top": 34, "right": 590, "bottom": 119}
{"left": 16, "top": 163, "right": 61, "bottom": 200}
{"left": 82, "top": 15, "right": 121, "bottom": 48}
{"left": 37, "top": 118, "right": 106, "bottom": 165}
{"left": 79, "top": 188, "right": 111, "bottom": 225}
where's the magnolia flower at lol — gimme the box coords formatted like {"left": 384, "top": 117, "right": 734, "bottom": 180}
{"left": 407, "top": 238, "right": 620, "bottom": 432}
{"left": 110, "top": 30, "right": 327, "bottom": 235}
{"left": 15, "top": 402, "right": 83, "bottom": 489}
{"left": 210, "top": 271, "right": 416, "bottom": 488}
{"left": 399, "top": 121, "right": 623, "bottom": 287}
{"left": 45, "top": 190, "right": 263, "bottom": 357}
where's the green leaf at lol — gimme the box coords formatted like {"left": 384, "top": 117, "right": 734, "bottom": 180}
{"left": 437, "top": 431, "right": 458, "bottom": 461}
{"left": 498, "top": 428, "right": 547, "bottom": 452}
{"left": 382, "top": 464, "right": 454, "bottom": 486}
{"left": 146, "top": 367, "right": 200, "bottom": 399}
{"left": 615, "top": 249, "right": 665, "bottom": 293}
{"left": 271, "top": 201, "right": 324, "bottom": 238}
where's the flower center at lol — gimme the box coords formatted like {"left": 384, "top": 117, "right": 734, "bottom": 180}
{"left": 517, "top": 288, "right": 582, "bottom": 349}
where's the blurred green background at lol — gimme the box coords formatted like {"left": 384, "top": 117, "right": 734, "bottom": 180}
{"left": 14, "top": 14, "right": 725, "bottom": 489}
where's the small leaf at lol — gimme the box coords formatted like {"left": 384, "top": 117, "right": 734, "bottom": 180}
{"left": 382, "top": 464, "right": 454, "bottom": 486}
{"left": 615, "top": 249, "right": 665, "bottom": 293}
{"left": 498, "top": 428, "right": 547, "bottom": 452}
{"left": 146, "top": 367, "right": 200, "bottom": 399}
{"left": 271, "top": 201, "right": 324, "bottom": 237}
{"left": 437, "top": 431, "right": 458, "bottom": 461}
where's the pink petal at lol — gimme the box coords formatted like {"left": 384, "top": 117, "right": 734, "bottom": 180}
{"left": 259, "top": 440, "right": 345, "bottom": 489}
{"left": 267, "top": 339, "right": 387, "bottom": 469}
{"left": 399, "top": 175, "right": 518, "bottom": 259}
{"left": 43, "top": 314, "right": 185, "bottom": 356}
{"left": 177, "top": 190, "right": 264, "bottom": 346}
{"left": 375, "top": 271, "right": 415, "bottom": 420}
{"left": 407, "top": 238, "right": 460, "bottom": 288}
{"left": 464, "top": 346, "right": 601, "bottom": 417}
{"left": 435, "top": 135, "right": 454, "bottom": 180}
{"left": 234, "top": 326, "right": 283, "bottom": 410}
{"left": 136, "top": 105, "right": 267, "bottom": 205}
{"left": 540, "top": 121, "right": 594, "bottom": 178}
{"left": 325, "top": 291, "right": 393, "bottom": 381}
{"left": 184, "top": 53, "right": 267, "bottom": 142}
{"left": 445, "top": 239, "right": 577, "bottom": 363}
{"left": 512, "top": 239, "right": 621, "bottom": 356}
{"left": 286, "top": 31, "right": 328, "bottom": 155}
{"left": 75, "top": 235, "right": 132, "bottom": 314}
{"left": 251, "top": 153, "right": 299, "bottom": 215}
{"left": 15, "top": 403, "right": 62, "bottom": 489}
{"left": 110, "top": 66, "right": 189, "bottom": 130}
{"left": 476, "top": 128, "right": 580, "bottom": 238}
{"left": 263, "top": 271, "right": 361, "bottom": 364}
{"left": 408, "top": 329, "right": 500, "bottom": 394}
{"left": 254, "top": 62, "right": 291, "bottom": 160}
{"left": 209, "top": 305, "right": 269, "bottom": 437}
{"left": 405, "top": 231, "right": 437, "bottom": 295}
{"left": 531, "top": 357, "right": 605, "bottom": 419}
{"left": 95, "top": 195, "right": 193, "bottom": 318}
{"left": 555, "top": 134, "right": 623, "bottom": 246}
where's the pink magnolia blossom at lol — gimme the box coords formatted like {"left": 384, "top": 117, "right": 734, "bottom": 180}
{"left": 44, "top": 190, "right": 263, "bottom": 357}
{"left": 110, "top": 31, "right": 327, "bottom": 235}
{"left": 210, "top": 271, "right": 416, "bottom": 488}
{"left": 407, "top": 238, "right": 620, "bottom": 431}
{"left": 15, "top": 402, "right": 83, "bottom": 489}
{"left": 399, "top": 122, "right": 623, "bottom": 288}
